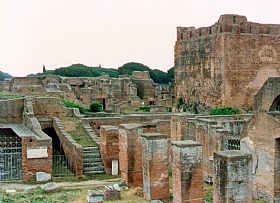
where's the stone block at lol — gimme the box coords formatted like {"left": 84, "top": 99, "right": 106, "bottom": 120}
{"left": 41, "top": 182, "right": 61, "bottom": 193}
{"left": 171, "top": 140, "right": 203, "bottom": 203}
{"left": 213, "top": 150, "right": 252, "bottom": 203}
{"left": 141, "top": 133, "right": 169, "bottom": 201}
{"left": 119, "top": 123, "right": 143, "bottom": 187}
{"left": 36, "top": 172, "right": 51, "bottom": 182}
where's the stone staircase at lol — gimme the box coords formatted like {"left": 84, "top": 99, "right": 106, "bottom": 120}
{"left": 83, "top": 147, "right": 105, "bottom": 175}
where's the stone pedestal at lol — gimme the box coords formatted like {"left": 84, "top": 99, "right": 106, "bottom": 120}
{"left": 142, "top": 133, "right": 169, "bottom": 201}
{"left": 171, "top": 140, "right": 203, "bottom": 203}
{"left": 100, "top": 125, "right": 119, "bottom": 175}
{"left": 213, "top": 150, "right": 252, "bottom": 203}
{"left": 119, "top": 124, "right": 143, "bottom": 187}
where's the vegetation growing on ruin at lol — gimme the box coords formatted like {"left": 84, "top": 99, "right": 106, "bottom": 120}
{"left": 37, "top": 63, "right": 174, "bottom": 84}
{"left": 0, "top": 92, "right": 22, "bottom": 100}
{"left": 89, "top": 101, "right": 103, "bottom": 112}
{"left": 63, "top": 99, "right": 88, "bottom": 114}
{"left": 208, "top": 106, "right": 241, "bottom": 115}
{"left": 134, "top": 105, "right": 151, "bottom": 112}
{"left": 62, "top": 117, "right": 96, "bottom": 147}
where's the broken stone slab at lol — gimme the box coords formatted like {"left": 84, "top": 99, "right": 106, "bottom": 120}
{"left": 36, "top": 172, "right": 51, "bottom": 182}
{"left": 86, "top": 190, "right": 104, "bottom": 203}
{"left": 5, "top": 189, "right": 16, "bottom": 195}
{"left": 23, "top": 186, "right": 35, "bottom": 193}
{"left": 104, "top": 186, "right": 121, "bottom": 201}
{"left": 41, "top": 182, "right": 61, "bottom": 193}
{"left": 151, "top": 200, "right": 164, "bottom": 203}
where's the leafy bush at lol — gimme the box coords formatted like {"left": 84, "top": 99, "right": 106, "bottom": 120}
{"left": 63, "top": 99, "right": 87, "bottom": 114}
{"left": 176, "top": 97, "right": 185, "bottom": 109}
{"left": 90, "top": 101, "right": 103, "bottom": 112}
{"left": 209, "top": 106, "right": 241, "bottom": 115}
{"left": 139, "top": 106, "right": 150, "bottom": 112}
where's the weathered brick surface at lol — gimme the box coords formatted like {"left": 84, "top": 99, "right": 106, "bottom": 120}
{"left": 240, "top": 111, "right": 280, "bottom": 201}
{"left": 213, "top": 150, "right": 252, "bottom": 203}
{"left": 175, "top": 14, "right": 280, "bottom": 109}
{"left": 100, "top": 125, "right": 119, "bottom": 174}
{"left": 141, "top": 133, "right": 169, "bottom": 201}
{"left": 0, "top": 99, "right": 24, "bottom": 123}
{"left": 22, "top": 137, "right": 52, "bottom": 181}
{"left": 171, "top": 140, "right": 203, "bottom": 203}
{"left": 119, "top": 124, "right": 143, "bottom": 187}
{"left": 52, "top": 118, "right": 84, "bottom": 176}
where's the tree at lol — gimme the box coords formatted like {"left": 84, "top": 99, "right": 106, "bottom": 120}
{"left": 0, "top": 71, "right": 12, "bottom": 81}
{"left": 118, "top": 62, "right": 150, "bottom": 75}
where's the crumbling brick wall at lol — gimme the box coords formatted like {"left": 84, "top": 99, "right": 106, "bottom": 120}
{"left": 175, "top": 14, "right": 280, "bottom": 109}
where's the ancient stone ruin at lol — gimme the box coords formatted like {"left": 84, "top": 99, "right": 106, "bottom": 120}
{"left": 1, "top": 14, "right": 280, "bottom": 202}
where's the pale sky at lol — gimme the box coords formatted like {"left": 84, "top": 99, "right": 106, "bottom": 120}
{"left": 0, "top": 0, "right": 280, "bottom": 76}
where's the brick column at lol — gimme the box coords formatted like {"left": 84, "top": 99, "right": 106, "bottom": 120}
{"left": 213, "top": 150, "right": 252, "bottom": 203}
{"left": 119, "top": 124, "right": 143, "bottom": 187}
{"left": 171, "top": 140, "right": 203, "bottom": 203}
{"left": 141, "top": 133, "right": 169, "bottom": 201}
{"left": 100, "top": 125, "right": 119, "bottom": 175}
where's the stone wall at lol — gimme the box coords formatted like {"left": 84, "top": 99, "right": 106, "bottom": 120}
{"left": 33, "top": 97, "right": 68, "bottom": 118}
{"left": 0, "top": 98, "right": 24, "bottom": 123}
{"left": 53, "top": 117, "right": 84, "bottom": 176}
{"left": 241, "top": 111, "right": 280, "bottom": 201}
{"left": 175, "top": 14, "right": 280, "bottom": 109}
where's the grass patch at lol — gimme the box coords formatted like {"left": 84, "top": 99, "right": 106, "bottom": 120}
{"left": 83, "top": 174, "right": 120, "bottom": 181}
{"left": 2, "top": 187, "right": 83, "bottom": 203}
{"left": 0, "top": 92, "right": 22, "bottom": 100}
{"left": 61, "top": 117, "right": 96, "bottom": 147}
{"left": 208, "top": 106, "right": 241, "bottom": 115}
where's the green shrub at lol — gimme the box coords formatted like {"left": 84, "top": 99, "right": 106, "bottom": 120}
{"left": 139, "top": 106, "right": 150, "bottom": 112}
{"left": 209, "top": 106, "right": 241, "bottom": 115}
{"left": 63, "top": 99, "right": 87, "bottom": 114}
{"left": 90, "top": 101, "right": 103, "bottom": 112}
{"left": 176, "top": 97, "right": 185, "bottom": 109}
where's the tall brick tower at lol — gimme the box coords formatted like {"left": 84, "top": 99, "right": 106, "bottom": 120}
{"left": 175, "top": 14, "right": 280, "bottom": 109}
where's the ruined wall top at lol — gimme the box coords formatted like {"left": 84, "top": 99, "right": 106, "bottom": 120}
{"left": 177, "top": 14, "right": 280, "bottom": 41}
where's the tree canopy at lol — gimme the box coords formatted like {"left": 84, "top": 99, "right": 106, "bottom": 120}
{"left": 39, "top": 62, "right": 174, "bottom": 84}
{"left": 0, "top": 71, "right": 12, "bottom": 81}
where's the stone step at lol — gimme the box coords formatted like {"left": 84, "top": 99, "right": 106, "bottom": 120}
{"left": 83, "top": 157, "right": 102, "bottom": 162}
{"left": 83, "top": 162, "right": 103, "bottom": 167}
{"left": 83, "top": 171, "right": 105, "bottom": 175}
{"left": 83, "top": 154, "right": 101, "bottom": 158}
{"left": 84, "top": 166, "right": 104, "bottom": 172}
{"left": 83, "top": 148, "right": 99, "bottom": 152}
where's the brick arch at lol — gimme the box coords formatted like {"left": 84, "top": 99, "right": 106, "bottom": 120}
{"left": 255, "top": 77, "right": 280, "bottom": 112}
{"left": 269, "top": 95, "right": 280, "bottom": 111}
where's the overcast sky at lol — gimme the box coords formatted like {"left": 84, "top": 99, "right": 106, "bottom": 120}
{"left": 0, "top": 0, "right": 280, "bottom": 76}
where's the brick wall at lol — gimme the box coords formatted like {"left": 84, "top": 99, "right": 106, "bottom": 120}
{"left": 119, "top": 124, "right": 143, "bottom": 187}
{"left": 100, "top": 125, "right": 119, "bottom": 174}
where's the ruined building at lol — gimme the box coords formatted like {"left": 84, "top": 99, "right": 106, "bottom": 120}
{"left": 175, "top": 14, "right": 280, "bottom": 109}
{"left": 0, "top": 71, "right": 174, "bottom": 113}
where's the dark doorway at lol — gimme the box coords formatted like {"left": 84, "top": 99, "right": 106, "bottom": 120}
{"left": 269, "top": 95, "right": 280, "bottom": 111}
{"left": 43, "top": 127, "right": 64, "bottom": 155}
{"left": 43, "top": 127, "right": 72, "bottom": 176}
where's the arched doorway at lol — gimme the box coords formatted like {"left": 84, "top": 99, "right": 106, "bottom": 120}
{"left": 0, "top": 128, "right": 22, "bottom": 181}
{"left": 43, "top": 127, "right": 72, "bottom": 176}
{"left": 269, "top": 95, "right": 280, "bottom": 112}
